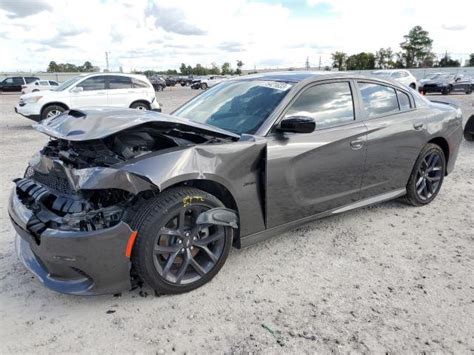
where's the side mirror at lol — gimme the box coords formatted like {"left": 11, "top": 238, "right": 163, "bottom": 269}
{"left": 71, "top": 86, "right": 83, "bottom": 93}
{"left": 277, "top": 116, "right": 315, "bottom": 134}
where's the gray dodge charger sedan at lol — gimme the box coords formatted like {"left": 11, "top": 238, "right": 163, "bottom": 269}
{"left": 8, "top": 72, "right": 464, "bottom": 295}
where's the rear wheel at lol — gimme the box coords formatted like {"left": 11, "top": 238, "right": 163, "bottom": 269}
{"left": 405, "top": 144, "right": 445, "bottom": 206}
{"left": 41, "top": 104, "right": 66, "bottom": 120}
{"left": 130, "top": 187, "right": 233, "bottom": 294}
{"left": 130, "top": 101, "right": 149, "bottom": 110}
{"left": 201, "top": 82, "right": 208, "bottom": 90}
{"left": 409, "top": 83, "right": 416, "bottom": 89}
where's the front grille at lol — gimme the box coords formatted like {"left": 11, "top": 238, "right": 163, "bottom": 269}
{"left": 423, "top": 84, "right": 438, "bottom": 88}
{"left": 25, "top": 166, "right": 74, "bottom": 195}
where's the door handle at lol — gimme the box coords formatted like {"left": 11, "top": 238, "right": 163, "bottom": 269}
{"left": 413, "top": 123, "right": 424, "bottom": 130}
{"left": 350, "top": 139, "right": 364, "bottom": 150}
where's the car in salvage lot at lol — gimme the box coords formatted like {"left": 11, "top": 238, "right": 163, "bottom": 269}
{"left": 371, "top": 69, "right": 418, "bottom": 89}
{"left": 418, "top": 73, "right": 473, "bottom": 95}
{"left": 21, "top": 79, "right": 59, "bottom": 94}
{"left": 15, "top": 73, "right": 160, "bottom": 121}
{"left": 8, "top": 72, "right": 463, "bottom": 296}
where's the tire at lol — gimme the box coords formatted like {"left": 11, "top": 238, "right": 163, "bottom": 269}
{"left": 32, "top": 89, "right": 39, "bottom": 92}
{"left": 465, "top": 89, "right": 472, "bottom": 95}
{"left": 404, "top": 143, "right": 446, "bottom": 206}
{"left": 409, "top": 83, "right": 416, "bottom": 89}
{"left": 130, "top": 187, "right": 233, "bottom": 294}
{"left": 200, "top": 83, "right": 208, "bottom": 90}
{"left": 41, "top": 104, "right": 66, "bottom": 120}
{"left": 180, "top": 82, "right": 186, "bottom": 87}
{"left": 130, "top": 101, "right": 149, "bottom": 110}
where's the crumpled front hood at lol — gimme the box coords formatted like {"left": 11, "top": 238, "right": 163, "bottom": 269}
{"left": 34, "top": 107, "right": 240, "bottom": 141}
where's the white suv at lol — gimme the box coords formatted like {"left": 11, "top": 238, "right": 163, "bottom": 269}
{"left": 371, "top": 70, "right": 418, "bottom": 90}
{"left": 15, "top": 73, "right": 160, "bottom": 121}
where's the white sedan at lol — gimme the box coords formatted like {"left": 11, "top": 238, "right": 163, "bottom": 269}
{"left": 21, "top": 80, "right": 59, "bottom": 94}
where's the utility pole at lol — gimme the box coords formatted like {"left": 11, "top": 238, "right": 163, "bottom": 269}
{"left": 305, "top": 57, "right": 310, "bottom": 70}
{"left": 318, "top": 56, "right": 321, "bottom": 70}
{"left": 105, "top": 51, "right": 110, "bottom": 72}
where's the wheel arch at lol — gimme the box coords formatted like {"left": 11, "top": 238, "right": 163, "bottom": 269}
{"left": 428, "top": 137, "right": 449, "bottom": 174}
{"left": 40, "top": 102, "right": 70, "bottom": 117}
{"left": 129, "top": 99, "right": 151, "bottom": 109}
{"left": 165, "top": 179, "right": 241, "bottom": 248}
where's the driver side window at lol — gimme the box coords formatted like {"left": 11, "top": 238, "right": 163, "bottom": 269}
{"left": 285, "top": 82, "right": 354, "bottom": 130}
{"left": 77, "top": 76, "right": 106, "bottom": 91}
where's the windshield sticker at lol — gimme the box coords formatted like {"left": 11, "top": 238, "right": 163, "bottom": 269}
{"left": 258, "top": 81, "right": 292, "bottom": 91}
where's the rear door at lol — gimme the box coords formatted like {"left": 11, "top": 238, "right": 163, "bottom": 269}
{"left": 265, "top": 80, "right": 368, "bottom": 228}
{"left": 70, "top": 75, "right": 108, "bottom": 107}
{"left": 357, "top": 81, "right": 426, "bottom": 199}
{"left": 107, "top": 75, "right": 133, "bottom": 107}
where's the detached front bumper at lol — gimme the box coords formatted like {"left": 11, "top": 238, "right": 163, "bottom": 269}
{"left": 8, "top": 190, "right": 134, "bottom": 295}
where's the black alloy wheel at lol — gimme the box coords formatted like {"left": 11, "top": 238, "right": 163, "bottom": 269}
{"left": 405, "top": 144, "right": 445, "bottom": 206}
{"left": 131, "top": 187, "right": 233, "bottom": 294}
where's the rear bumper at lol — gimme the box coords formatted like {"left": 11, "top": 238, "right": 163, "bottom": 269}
{"left": 9, "top": 190, "right": 133, "bottom": 295}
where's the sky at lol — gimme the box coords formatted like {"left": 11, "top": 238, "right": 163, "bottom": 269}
{"left": 0, "top": 0, "right": 472, "bottom": 72}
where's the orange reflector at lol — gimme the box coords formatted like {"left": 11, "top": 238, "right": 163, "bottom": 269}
{"left": 125, "top": 231, "right": 138, "bottom": 258}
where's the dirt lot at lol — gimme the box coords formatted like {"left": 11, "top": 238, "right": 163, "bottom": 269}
{"left": 0, "top": 87, "right": 472, "bottom": 354}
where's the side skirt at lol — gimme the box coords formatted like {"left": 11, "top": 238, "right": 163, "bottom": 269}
{"left": 239, "top": 188, "right": 406, "bottom": 248}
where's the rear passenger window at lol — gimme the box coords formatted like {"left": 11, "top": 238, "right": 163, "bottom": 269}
{"left": 358, "top": 83, "right": 399, "bottom": 118}
{"left": 49, "top": 81, "right": 59, "bottom": 86}
{"left": 132, "top": 78, "right": 150, "bottom": 88}
{"left": 284, "top": 82, "right": 354, "bottom": 129}
{"left": 109, "top": 75, "right": 132, "bottom": 89}
{"left": 397, "top": 90, "right": 411, "bottom": 110}
{"left": 25, "top": 77, "right": 38, "bottom": 83}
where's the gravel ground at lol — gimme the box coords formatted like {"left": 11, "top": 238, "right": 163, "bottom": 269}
{"left": 0, "top": 87, "right": 473, "bottom": 354}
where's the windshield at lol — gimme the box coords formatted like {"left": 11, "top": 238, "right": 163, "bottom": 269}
{"left": 52, "top": 76, "right": 83, "bottom": 91}
{"left": 372, "top": 71, "right": 391, "bottom": 78}
{"left": 173, "top": 80, "right": 293, "bottom": 135}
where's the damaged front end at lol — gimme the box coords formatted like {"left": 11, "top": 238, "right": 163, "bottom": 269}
{"left": 9, "top": 108, "right": 244, "bottom": 295}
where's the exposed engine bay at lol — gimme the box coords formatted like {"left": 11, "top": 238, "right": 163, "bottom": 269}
{"left": 16, "top": 124, "right": 234, "bottom": 239}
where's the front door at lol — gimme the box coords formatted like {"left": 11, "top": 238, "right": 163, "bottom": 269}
{"left": 70, "top": 75, "right": 108, "bottom": 108}
{"left": 265, "top": 81, "right": 367, "bottom": 228}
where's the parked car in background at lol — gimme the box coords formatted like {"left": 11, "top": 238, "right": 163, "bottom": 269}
{"left": 418, "top": 73, "right": 472, "bottom": 95}
{"left": 165, "top": 76, "right": 178, "bottom": 86}
{"left": 0, "top": 76, "right": 39, "bottom": 92}
{"left": 179, "top": 76, "right": 194, "bottom": 86}
{"left": 198, "top": 75, "right": 228, "bottom": 89}
{"left": 8, "top": 72, "right": 463, "bottom": 295}
{"left": 371, "top": 70, "right": 417, "bottom": 89}
{"left": 465, "top": 114, "right": 474, "bottom": 141}
{"left": 149, "top": 76, "right": 166, "bottom": 91}
{"left": 15, "top": 73, "right": 160, "bottom": 121}
{"left": 21, "top": 80, "right": 59, "bottom": 94}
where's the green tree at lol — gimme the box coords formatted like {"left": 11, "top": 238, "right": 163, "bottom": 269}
{"left": 438, "top": 52, "right": 460, "bottom": 67}
{"left": 179, "top": 63, "right": 188, "bottom": 75}
{"left": 331, "top": 51, "right": 347, "bottom": 71}
{"left": 221, "top": 62, "right": 232, "bottom": 75}
{"left": 81, "top": 61, "right": 94, "bottom": 72}
{"left": 208, "top": 63, "right": 221, "bottom": 75}
{"left": 346, "top": 52, "right": 375, "bottom": 70}
{"left": 47, "top": 61, "right": 60, "bottom": 72}
{"left": 235, "top": 60, "right": 244, "bottom": 75}
{"left": 467, "top": 53, "right": 474, "bottom": 67}
{"left": 399, "top": 26, "right": 434, "bottom": 68}
{"left": 375, "top": 48, "right": 394, "bottom": 69}
{"left": 192, "top": 64, "right": 207, "bottom": 75}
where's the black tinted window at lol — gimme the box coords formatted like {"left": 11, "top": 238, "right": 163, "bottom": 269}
{"left": 77, "top": 76, "right": 106, "bottom": 91}
{"left": 25, "top": 77, "right": 39, "bottom": 83}
{"left": 49, "top": 81, "right": 59, "bottom": 86}
{"left": 132, "top": 78, "right": 150, "bottom": 88}
{"left": 285, "top": 82, "right": 354, "bottom": 129}
{"left": 359, "top": 83, "right": 399, "bottom": 118}
{"left": 398, "top": 90, "right": 411, "bottom": 110}
{"left": 13, "top": 77, "right": 24, "bottom": 84}
{"left": 109, "top": 75, "right": 132, "bottom": 89}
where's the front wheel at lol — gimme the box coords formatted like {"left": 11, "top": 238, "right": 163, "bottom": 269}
{"left": 404, "top": 144, "right": 445, "bottom": 206}
{"left": 41, "top": 104, "right": 65, "bottom": 120}
{"left": 130, "top": 187, "right": 233, "bottom": 294}
{"left": 200, "top": 83, "right": 208, "bottom": 90}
